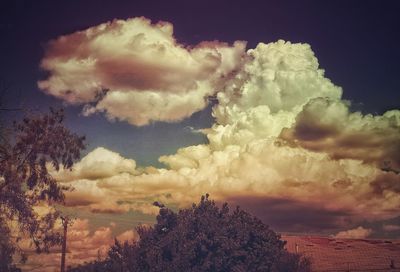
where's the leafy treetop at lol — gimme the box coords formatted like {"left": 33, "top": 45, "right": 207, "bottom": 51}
{"left": 69, "top": 195, "right": 311, "bottom": 272}
{"left": 0, "top": 108, "right": 85, "bottom": 270}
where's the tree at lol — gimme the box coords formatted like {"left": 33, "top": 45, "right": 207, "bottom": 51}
{"left": 69, "top": 195, "right": 311, "bottom": 272}
{"left": 0, "top": 108, "right": 85, "bottom": 269}
{"left": 0, "top": 219, "right": 21, "bottom": 272}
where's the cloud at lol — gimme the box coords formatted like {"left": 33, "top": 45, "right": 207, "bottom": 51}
{"left": 209, "top": 40, "right": 342, "bottom": 148}
{"left": 51, "top": 147, "right": 137, "bottom": 182}
{"left": 46, "top": 37, "right": 400, "bottom": 237}
{"left": 280, "top": 98, "right": 400, "bottom": 168}
{"left": 382, "top": 224, "right": 400, "bottom": 232}
{"left": 334, "top": 226, "right": 373, "bottom": 239}
{"left": 370, "top": 171, "right": 400, "bottom": 196}
{"left": 20, "top": 218, "right": 132, "bottom": 271}
{"left": 61, "top": 175, "right": 160, "bottom": 215}
{"left": 38, "top": 17, "right": 246, "bottom": 125}
{"left": 116, "top": 229, "right": 139, "bottom": 243}
{"left": 68, "top": 219, "right": 113, "bottom": 254}
{"left": 59, "top": 141, "right": 398, "bottom": 226}
{"left": 226, "top": 196, "right": 354, "bottom": 234}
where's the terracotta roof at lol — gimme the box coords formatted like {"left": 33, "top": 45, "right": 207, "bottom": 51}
{"left": 282, "top": 235, "right": 400, "bottom": 271}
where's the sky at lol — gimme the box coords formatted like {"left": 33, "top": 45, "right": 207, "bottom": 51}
{"left": 1, "top": 0, "right": 400, "bottom": 269}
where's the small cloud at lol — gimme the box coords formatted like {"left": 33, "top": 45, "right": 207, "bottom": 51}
{"left": 334, "top": 226, "right": 372, "bottom": 239}
{"left": 382, "top": 224, "right": 400, "bottom": 232}
{"left": 116, "top": 229, "right": 139, "bottom": 243}
{"left": 184, "top": 126, "right": 204, "bottom": 134}
{"left": 51, "top": 146, "right": 137, "bottom": 182}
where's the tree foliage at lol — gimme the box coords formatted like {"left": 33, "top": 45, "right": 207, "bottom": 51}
{"left": 0, "top": 219, "right": 21, "bottom": 272}
{"left": 0, "top": 109, "right": 85, "bottom": 268}
{"left": 69, "top": 195, "right": 311, "bottom": 272}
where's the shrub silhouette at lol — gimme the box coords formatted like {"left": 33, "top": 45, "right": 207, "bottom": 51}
{"left": 70, "top": 195, "right": 311, "bottom": 272}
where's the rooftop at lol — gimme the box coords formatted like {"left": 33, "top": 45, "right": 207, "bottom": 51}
{"left": 283, "top": 235, "right": 400, "bottom": 272}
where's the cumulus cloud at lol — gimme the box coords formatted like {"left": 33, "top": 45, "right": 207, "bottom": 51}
{"left": 38, "top": 17, "right": 246, "bottom": 125}
{"left": 334, "top": 226, "right": 373, "bottom": 239}
{"left": 68, "top": 219, "right": 113, "bottom": 255}
{"left": 59, "top": 141, "right": 398, "bottom": 231}
{"left": 46, "top": 36, "right": 399, "bottom": 235}
{"left": 51, "top": 147, "right": 137, "bottom": 182}
{"left": 209, "top": 40, "right": 342, "bottom": 148}
{"left": 51, "top": 147, "right": 159, "bottom": 214}
{"left": 61, "top": 177, "right": 160, "bottom": 215}
{"left": 369, "top": 170, "right": 400, "bottom": 197}
{"left": 116, "top": 229, "right": 139, "bottom": 243}
{"left": 280, "top": 98, "right": 400, "bottom": 168}
{"left": 20, "top": 218, "right": 134, "bottom": 271}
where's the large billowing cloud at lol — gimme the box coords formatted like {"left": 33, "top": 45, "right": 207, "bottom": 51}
{"left": 40, "top": 18, "right": 400, "bottom": 236}
{"left": 38, "top": 17, "right": 246, "bottom": 125}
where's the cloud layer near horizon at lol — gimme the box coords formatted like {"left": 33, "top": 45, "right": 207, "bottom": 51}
{"left": 39, "top": 17, "right": 246, "bottom": 125}
{"left": 20, "top": 218, "right": 137, "bottom": 271}
{"left": 41, "top": 18, "right": 400, "bottom": 236}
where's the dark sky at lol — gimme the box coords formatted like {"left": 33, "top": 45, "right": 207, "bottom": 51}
{"left": 1, "top": 0, "right": 399, "bottom": 165}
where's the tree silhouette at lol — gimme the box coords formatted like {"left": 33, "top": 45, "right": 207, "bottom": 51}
{"left": 0, "top": 108, "right": 85, "bottom": 269}
{"left": 69, "top": 195, "right": 311, "bottom": 272}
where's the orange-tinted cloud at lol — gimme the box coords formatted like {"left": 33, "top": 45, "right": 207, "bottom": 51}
{"left": 20, "top": 218, "right": 136, "bottom": 271}
{"left": 335, "top": 226, "right": 372, "bottom": 239}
